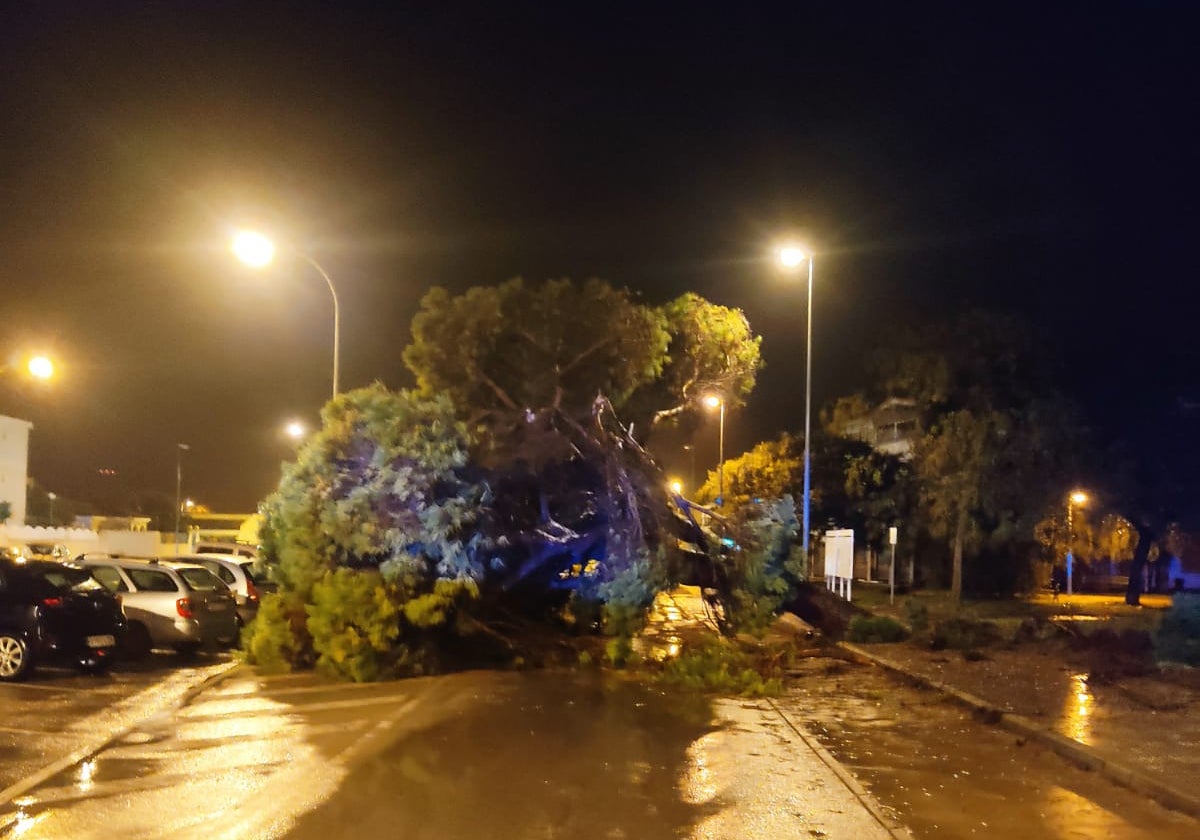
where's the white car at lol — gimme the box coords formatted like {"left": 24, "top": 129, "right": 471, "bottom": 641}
{"left": 178, "top": 554, "right": 266, "bottom": 626}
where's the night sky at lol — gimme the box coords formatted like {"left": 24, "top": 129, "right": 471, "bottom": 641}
{"left": 1, "top": 3, "right": 1196, "bottom": 514}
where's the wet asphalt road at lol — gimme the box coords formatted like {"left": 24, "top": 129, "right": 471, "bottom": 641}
{"left": 1, "top": 656, "right": 1198, "bottom": 839}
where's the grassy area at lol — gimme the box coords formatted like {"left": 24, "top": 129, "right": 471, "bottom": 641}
{"left": 849, "top": 585, "right": 1170, "bottom": 635}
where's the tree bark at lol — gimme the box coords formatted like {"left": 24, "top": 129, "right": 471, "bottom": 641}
{"left": 951, "top": 507, "right": 966, "bottom": 603}
{"left": 1124, "top": 521, "right": 1155, "bottom": 606}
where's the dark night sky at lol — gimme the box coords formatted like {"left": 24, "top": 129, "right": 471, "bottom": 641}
{"left": 1, "top": 2, "right": 1196, "bottom": 513}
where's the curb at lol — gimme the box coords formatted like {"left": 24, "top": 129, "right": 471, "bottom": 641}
{"left": 0, "top": 660, "right": 242, "bottom": 812}
{"left": 838, "top": 642, "right": 1200, "bottom": 820}
{"left": 766, "top": 697, "right": 915, "bottom": 840}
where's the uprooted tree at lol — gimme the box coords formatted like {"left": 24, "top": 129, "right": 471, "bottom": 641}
{"left": 246, "top": 278, "right": 769, "bottom": 680}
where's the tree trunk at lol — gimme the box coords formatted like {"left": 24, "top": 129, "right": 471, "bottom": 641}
{"left": 951, "top": 508, "right": 966, "bottom": 603}
{"left": 1124, "top": 522, "right": 1155, "bottom": 606}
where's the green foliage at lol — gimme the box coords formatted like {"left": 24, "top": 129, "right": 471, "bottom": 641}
{"left": 929, "top": 616, "right": 1003, "bottom": 652}
{"left": 695, "top": 434, "right": 802, "bottom": 508}
{"left": 250, "top": 385, "right": 485, "bottom": 676}
{"left": 599, "top": 548, "right": 667, "bottom": 665}
{"left": 307, "top": 569, "right": 401, "bottom": 682}
{"left": 1154, "top": 593, "right": 1200, "bottom": 666}
{"left": 715, "top": 496, "right": 802, "bottom": 635}
{"left": 658, "top": 638, "right": 783, "bottom": 696}
{"left": 639, "top": 292, "right": 762, "bottom": 425}
{"left": 846, "top": 615, "right": 908, "bottom": 643}
{"left": 904, "top": 599, "right": 930, "bottom": 631}
{"left": 241, "top": 591, "right": 310, "bottom": 674}
{"left": 404, "top": 278, "right": 671, "bottom": 418}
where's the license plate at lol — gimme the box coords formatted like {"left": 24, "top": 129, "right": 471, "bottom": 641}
{"left": 87, "top": 635, "right": 116, "bottom": 648}
{"left": 208, "top": 602, "right": 229, "bottom": 611}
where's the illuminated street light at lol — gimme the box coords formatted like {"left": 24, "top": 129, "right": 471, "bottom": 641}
{"left": 1066, "top": 490, "right": 1088, "bottom": 596}
{"left": 232, "top": 229, "right": 341, "bottom": 399}
{"left": 285, "top": 420, "right": 306, "bottom": 440}
{"left": 777, "top": 243, "right": 815, "bottom": 562}
{"left": 27, "top": 356, "right": 54, "bottom": 380}
{"left": 669, "top": 479, "right": 683, "bottom": 495}
{"left": 704, "top": 395, "right": 725, "bottom": 504}
{"left": 174, "top": 443, "right": 189, "bottom": 556}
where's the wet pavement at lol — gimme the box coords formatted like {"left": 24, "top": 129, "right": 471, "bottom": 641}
{"left": 780, "top": 655, "right": 1199, "bottom": 839}
{"left": 0, "top": 668, "right": 904, "bottom": 840}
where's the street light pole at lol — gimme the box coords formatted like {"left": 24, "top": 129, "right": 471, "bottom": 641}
{"left": 779, "top": 245, "right": 815, "bottom": 562}
{"left": 174, "top": 443, "right": 189, "bottom": 555}
{"left": 1066, "top": 490, "right": 1087, "bottom": 596}
{"left": 232, "top": 231, "right": 342, "bottom": 400}
{"left": 704, "top": 396, "right": 726, "bottom": 503}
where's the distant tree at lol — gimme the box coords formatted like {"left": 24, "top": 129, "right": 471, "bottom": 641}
{"left": 694, "top": 434, "right": 803, "bottom": 508}
{"left": 875, "top": 311, "right": 1078, "bottom": 599}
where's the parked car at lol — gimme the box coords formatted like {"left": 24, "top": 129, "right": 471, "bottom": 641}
{"left": 194, "top": 542, "right": 260, "bottom": 561}
{"left": 178, "top": 553, "right": 264, "bottom": 626}
{"left": 0, "top": 558, "right": 125, "bottom": 681}
{"left": 79, "top": 556, "right": 238, "bottom": 657}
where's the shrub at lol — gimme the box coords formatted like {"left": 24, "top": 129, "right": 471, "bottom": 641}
{"left": 846, "top": 615, "right": 908, "bottom": 644}
{"left": 241, "top": 591, "right": 311, "bottom": 674}
{"left": 905, "top": 599, "right": 930, "bottom": 631}
{"left": 930, "top": 617, "right": 1002, "bottom": 652}
{"left": 1154, "top": 593, "right": 1200, "bottom": 666}
{"left": 307, "top": 569, "right": 401, "bottom": 682}
{"left": 713, "top": 496, "right": 802, "bottom": 636}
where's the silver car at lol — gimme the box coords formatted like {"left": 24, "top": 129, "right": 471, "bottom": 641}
{"left": 179, "top": 554, "right": 265, "bottom": 626}
{"left": 80, "top": 557, "right": 238, "bottom": 656}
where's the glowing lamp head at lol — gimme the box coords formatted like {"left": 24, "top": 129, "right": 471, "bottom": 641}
{"left": 1070, "top": 491, "right": 1088, "bottom": 505}
{"left": 778, "top": 245, "right": 809, "bottom": 269}
{"left": 232, "top": 230, "right": 276, "bottom": 268}
{"left": 285, "top": 420, "right": 306, "bottom": 440}
{"left": 27, "top": 356, "right": 54, "bottom": 379}
{"left": 669, "top": 480, "right": 683, "bottom": 495}
{"left": 703, "top": 395, "right": 722, "bottom": 410}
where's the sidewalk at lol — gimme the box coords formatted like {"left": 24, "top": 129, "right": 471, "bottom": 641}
{"left": 641, "top": 587, "right": 912, "bottom": 839}
{"left": 841, "top": 640, "right": 1200, "bottom": 819}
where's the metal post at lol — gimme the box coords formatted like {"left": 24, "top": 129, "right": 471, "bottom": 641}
{"left": 299, "top": 253, "right": 341, "bottom": 400}
{"left": 801, "top": 257, "right": 814, "bottom": 563}
{"left": 717, "top": 401, "right": 725, "bottom": 503}
{"left": 1066, "top": 498, "right": 1074, "bottom": 596}
{"left": 174, "top": 443, "right": 189, "bottom": 555}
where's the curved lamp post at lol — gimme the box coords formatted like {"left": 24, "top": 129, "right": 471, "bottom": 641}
{"left": 778, "top": 244, "right": 815, "bottom": 561}
{"left": 232, "top": 230, "right": 341, "bottom": 400}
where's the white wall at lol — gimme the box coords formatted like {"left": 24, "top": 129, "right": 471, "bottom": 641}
{"left": 0, "top": 415, "right": 32, "bottom": 526}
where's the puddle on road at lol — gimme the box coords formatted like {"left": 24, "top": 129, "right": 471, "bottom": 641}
{"left": 782, "top": 657, "right": 1197, "bottom": 839}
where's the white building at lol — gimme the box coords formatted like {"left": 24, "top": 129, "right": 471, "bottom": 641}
{"left": 0, "top": 414, "right": 32, "bottom": 525}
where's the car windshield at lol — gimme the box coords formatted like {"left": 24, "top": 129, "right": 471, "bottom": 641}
{"left": 31, "top": 565, "right": 105, "bottom": 594}
{"left": 177, "top": 567, "right": 226, "bottom": 591}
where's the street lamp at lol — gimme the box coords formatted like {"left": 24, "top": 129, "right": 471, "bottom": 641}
{"left": 778, "top": 244, "right": 815, "bottom": 562}
{"left": 704, "top": 394, "right": 725, "bottom": 504}
{"left": 232, "top": 229, "right": 342, "bottom": 400}
{"left": 174, "top": 443, "right": 189, "bottom": 555}
{"left": 1066, "top": 490, "right": 1088, "bottom": 596}
{"left": 46, "top": 492, "right": 57, "bottom": 526}
{"left": 669, "top": 479, "right": 683, "bottom": 495}
{"left": 27, "top": 356, "right": 54, "bottom": 380}
{"left": 285, "top": 420, "right": 306, "bottom": 440}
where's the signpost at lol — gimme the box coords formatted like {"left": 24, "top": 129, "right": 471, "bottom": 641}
{"left": 824, "top": 529, "right": 855, "bottom": 601}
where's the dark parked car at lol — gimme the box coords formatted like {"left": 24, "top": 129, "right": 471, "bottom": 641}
{"left": 0, "top": 558, "right": 125, "bottom": 681}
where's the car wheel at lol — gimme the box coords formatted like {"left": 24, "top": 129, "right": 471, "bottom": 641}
{"left": 122, "top": 623, "right": 153, "bottom": 660}
{"left": 0, "top": 633, "right": 33, "bottom": 682}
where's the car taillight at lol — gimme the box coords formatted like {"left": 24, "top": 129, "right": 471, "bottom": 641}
{"left": 246, "top": 579, "right": 259, "bottom": 602}
{"left": 41, "top": 596, "right": 63, "bottom": 608}
{"left": 176, "top": 598, "right": 195, "bottom": 619}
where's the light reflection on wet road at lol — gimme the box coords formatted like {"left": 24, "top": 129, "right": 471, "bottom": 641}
{"left": 1, "top": 659, "right": 1197, "bottom": 839}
